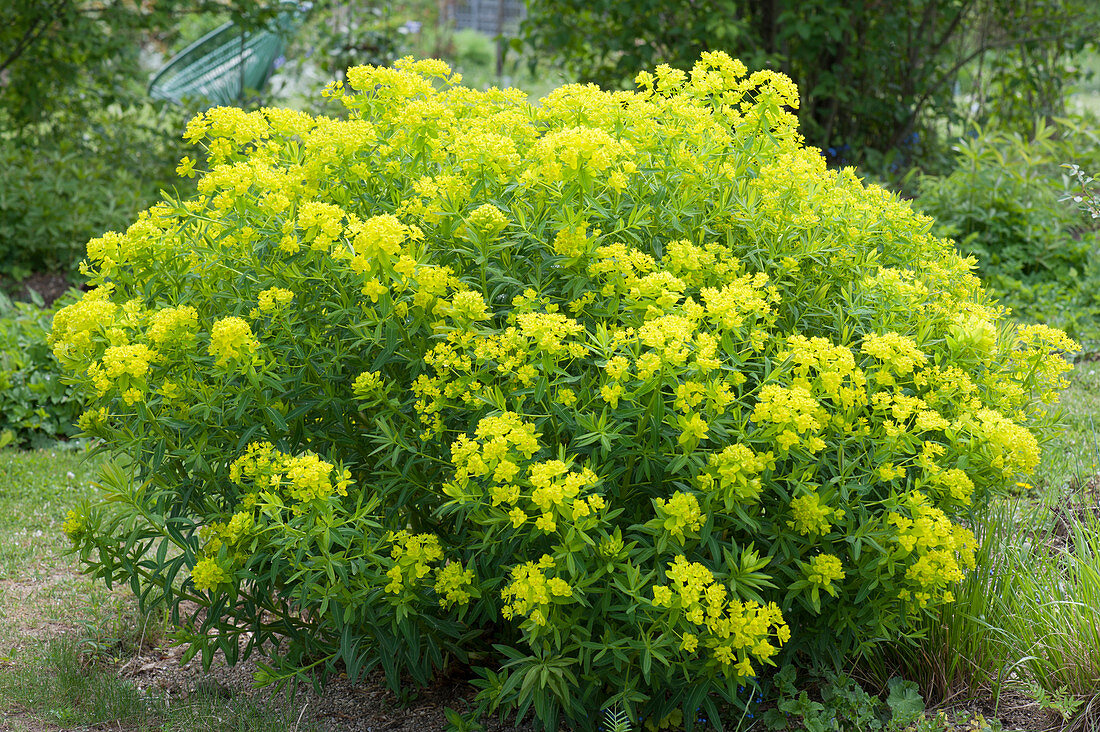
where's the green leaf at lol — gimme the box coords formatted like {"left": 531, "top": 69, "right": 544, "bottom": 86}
{"left": 886, "top": 677, "right": 924, "bottom": 725}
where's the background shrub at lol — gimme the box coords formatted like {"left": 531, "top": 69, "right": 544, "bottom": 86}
{"left": 523, "top": 0, "right": 1100, "bottom": 176}
{"left": 913, "top": 118, "right": 1100, "bottom": 347}
{"left": 53, "top": 57, "right": 1074, "bottom": 729}
{"left": 0, "top": 104, "right": 191, "bottom": 282}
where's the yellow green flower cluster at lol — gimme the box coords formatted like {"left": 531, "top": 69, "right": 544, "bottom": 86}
{"left": 500, "top": 554, "right": 573, "bottom": 627}
{"left": 209, "top": 316, "right": 259, "bottom": 367}
{"left": 352, "top": 370, "right": 388, "bottom": 405}
{"left": 256, "top": 287, "right": 294, "bottom": 314}
{"left": 189, "top": 510, "right": 257, "bottom": 593}
{"left": 200, "top": 511, "right": 254, "bottom": 554}
{"left": 445, "top": 412, "right": 604, "bottom": 534}
{"left": 779, "top": 335, "right": 868, "bottom": 411}
{"left": 62, "top": 509, "right": 85, "bottom": 540}
{"left": 652, "top": 555, "right": 790, "bottom": 679}
{"left": 191, "top": 556, "right": 234, "bottom": 592}
{"left": 653, "top": 492, "right": 706, "bottom": 540}
{"left": 695, "top": 443, "right": 775, "bottom": 508}
{"left": 861, "top": 332, "right": 928, "bottom": 386}
{"left": 147, "top": 305, "right": 199, "bottom": 348}
{"left": 434, "top": 561, "right": 478, "bottom": 608}
{"left": 751, "top": 384, "right": 829, "bottom": 452}
{"left": 888, "top": 493, "right": 977, "bottom": 608}
{"left": 385, "top": 531, "right": 443, "bottom": 594}
{"left": 788, "top": 492, "right": 845, "bottom": 536}
{"left": 229, "top": 441, "right": 352, "bottom": 507}
{"left": 804, "top": 554, "right": 845, "bottom": 594}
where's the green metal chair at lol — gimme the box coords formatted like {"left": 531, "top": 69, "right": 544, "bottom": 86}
{"left": 149, "top": 6, "right": 305, "bottom": 108}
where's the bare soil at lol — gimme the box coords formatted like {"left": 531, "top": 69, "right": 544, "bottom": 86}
{"left": 2, "top": 274, "right": 73, "bottom": 308}
{"left": 118, "top": 641, "right": 540, "bottom": 732}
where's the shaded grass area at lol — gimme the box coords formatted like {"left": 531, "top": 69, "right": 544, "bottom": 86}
{"left": 0, "top": 446, "right": 110, "bottom": 653}
{"left": 1070, "top": 51, "right": 1100, "bottom": 116}
{"left": 1031, "top": 360, "right": 1100, "bottom": 502}
{"left": 1, "top": 635, "right": 313, "bottom": 731}
{"left": 0, "top": 446, "right": 315, "bottom": 732}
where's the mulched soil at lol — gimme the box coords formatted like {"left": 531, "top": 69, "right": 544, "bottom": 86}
{"left": 1, "top": 273, "right": 76, "bottom": 307}
{"left": 121, "top": 643, "right": 539, "bottom": 732}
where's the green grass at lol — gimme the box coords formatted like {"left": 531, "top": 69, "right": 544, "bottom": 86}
{"left": 0, "top": 447, "right": 114, "bottom": 656}
{"left": 1032, "top": 361, "right": 1100, "bottom": 503}
{"left": 1070, "top": 51, "right": 1100, "bottom": 116}
{"left": 0, "top": 446, "right": 317, "bottom": 731}
{"left": 0, "top": 635, "right": 314, "bottom": 732}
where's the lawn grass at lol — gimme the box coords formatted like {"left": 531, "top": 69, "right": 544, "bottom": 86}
{"left": 1070, "top": 51, "right": 1100, "bottom": 117}
{"left": 1032, "top": 359, "right": 1100, "bottom": 504}
{"left": 0, "top": 447, "right": 112, "bottom": 653}
{"left": 0, "top": 446, "right": 316, "bottom": 732}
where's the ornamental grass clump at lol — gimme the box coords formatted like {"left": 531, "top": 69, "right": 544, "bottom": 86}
{"left": 52, "top": 55, "right": 1075, "bottom": 729}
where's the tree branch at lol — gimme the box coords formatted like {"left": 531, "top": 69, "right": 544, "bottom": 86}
{"left": 889, "top": 24, "right": 1100, "bottom": 150}
{"left": 0, "top": 0, "right": 72, "bottom": 77}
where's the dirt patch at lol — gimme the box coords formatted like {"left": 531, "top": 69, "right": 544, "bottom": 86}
{"left": 0, "top": 273, "right": 77, "bottom": 308}
{"left": 0, "top": 577, "right": 95, "bottom": 650}
{"left": 120, "top": 643, "right": 537, "bottom": 732}
{"left": 966, "top": 688, "right": 1061, "bottom": 732}
{"left": 0, "top": 709, "right": 58, "bottom": 732}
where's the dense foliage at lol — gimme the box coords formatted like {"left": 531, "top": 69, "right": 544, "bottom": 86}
{"left": 53, "top": 56, "right": 1074, "bottom": 729}
{"left": 523, "top": 0, "right": 1100, "bottom": 170}
{"left": 0, "top": 105, "right": 192, "bottom": 282}
{"left": 0, "top": 0, "right": 288, "bottom": 289}
{"left": 0, "top": 0, "right": 282, "bottom": 131}
{"left": 914, "top": 119, "right": 1100, "bottom": 347}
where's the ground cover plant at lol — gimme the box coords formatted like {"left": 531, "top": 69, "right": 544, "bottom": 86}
{"left": 50, "top": 55, "right": 1077, "bottom": 730}
{"left": 0, "top": 291, "right": 85, "bottom": 448}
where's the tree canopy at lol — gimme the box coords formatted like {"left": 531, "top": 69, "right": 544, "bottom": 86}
{"left": 523, "top": 0, "right": 1100, "bottom": 168}
{"left": 0, "top": 0, "right": 281, "bottom": 131}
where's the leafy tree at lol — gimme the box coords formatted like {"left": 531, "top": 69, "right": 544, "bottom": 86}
{"left": 0, "top": 0, "right": 281, "bottom": 133}
{"left": 523, "top": 0, "right": 1100, "bottom": 170}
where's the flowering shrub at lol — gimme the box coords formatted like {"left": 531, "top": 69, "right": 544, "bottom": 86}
{"left": 0, "top": 292, "right": 85, "bottom": 447}
{"left": 53, "top": 55, "right": 1075, "bottom": 729}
